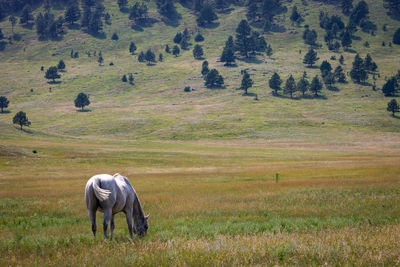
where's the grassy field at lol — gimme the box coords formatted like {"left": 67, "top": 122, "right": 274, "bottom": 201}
{"left": 0, "top": 0, "right": 400, "bottom": 265}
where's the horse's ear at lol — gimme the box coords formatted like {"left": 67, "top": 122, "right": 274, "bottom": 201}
{"left": 145, "top": 214, "right": 150, "bottom": 220}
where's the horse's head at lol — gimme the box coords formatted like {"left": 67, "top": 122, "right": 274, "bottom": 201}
{"left": 134, "top": 214, "right": 150, "bottom": 236}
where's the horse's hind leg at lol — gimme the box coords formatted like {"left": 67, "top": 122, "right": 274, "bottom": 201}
{"left": 103, "top": 208, "right": 112, "bottom": 239}
{"left": 88, "top": 209, "right": 96, "bottom": 241}
{"left": 110, "top": 214, "right": 115, "bottom": 240}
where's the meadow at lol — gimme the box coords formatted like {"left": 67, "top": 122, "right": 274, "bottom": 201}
{"left": 0, "top": 0, "right": 400, "bottom": 265}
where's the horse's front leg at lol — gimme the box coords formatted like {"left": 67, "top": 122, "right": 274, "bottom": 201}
{"left": 103, "top": 208, "right": 112, "bottom": 239}
{"left": 110, "top": 214, "right": 115, "bottom": 240}
{"left": 125, "top": 209, "right": 133, "bottom": 238}
{"left": 88, "top": 209, "right": 97, "bottom": 241}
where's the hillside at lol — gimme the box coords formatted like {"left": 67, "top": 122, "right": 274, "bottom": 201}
{"left": 0, "top": 0, "right": 399, "bottom": 142}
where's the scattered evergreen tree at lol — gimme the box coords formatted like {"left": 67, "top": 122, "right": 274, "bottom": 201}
{"left": 290, "top": 5, "right": 303, "bottom": 25}
{"left": 221, "top": 36, "right": 235, "bottom": 66}
{"left": 88, "top": 6, "right": 103, "bottom": 33}
{"left": 98, "top": 51, "right": 104, "bottom": 65}
{"left": 297, "top": 72, "right": 309, "bottom": 96}
{"left": 195, "top": 33, "right": 204, "bottom": 42}
{"left": 145, "top": 49, "right": 156, "bottom": 64}
{"left": 334, "top": 66, "right": 346, "bottom": 83}
{"left": 0, "top": 96, "right": 9, "bottom": 113}
{"left": 13, "top": 111, "right": 31, "bottom": 130}
{"left": 384, "top": 0, "right": 400, "bottom": 19}
{"left": 65, "top": 4, "right": 81, "bottom": 25}
{"left": 174, "top": 32, "right": 183, "bottom": 44}
{"left": 339, "top": 55, "right": 344, "bottom": 65}
{"left": 323, "top": 71, "right": 335, "bottom": 87}
{"left": 20, "top": 5, "right": 33, "bottom": 25}
{"left": 81, "top": 7, "right": 91, "bottom": 28}
{"left": 240, "top": 70, "right": 253, "bottom": 95}
{"left": 165, "top": 44, "right": 170, "bottom": 53}
{"left": 350, "top": 0, "right": 369, "bottom": 25}
{"left": 138, "top": 51, "right": 145, "bottom": 62}
{"left": 393, "top": 28, "right": 400, "bottom": 45}
{"left": 111, "top": 32, "right": 119, "bottom": 40}
{"left": 310, "top": 75, "right": 323, "bottom": 97}
{"left": 118, "top": 0, "right": 128, "bottom": 11}
{"left": 197, "top": 4, "right": 218, "bottom": 26}
{"left": 9, "top": 15, "right": 16, "bottom": 36}
{"left": 193, "top": 44, "right": 203, "bottom": 59}
{"left": 0, "top": 28, "right": 3, "bottom": 39}
{"left": 201, "top": 60, "right": 209, "bottom": 76}
{"left": 122, "top": 74, "right": 127, "bottom": 82}
{"left": 235, "top": 19, "right": 252, "bottom": 58}
{"left": 303, "top": 48, "right": 319, "bottom": 67}
{"left": 341, "top": 0, "right": 353, "bottom": 15}
{"left": 284, "top": 75, "right": 297, "bottom": 98}
{"left": 57, "top": 59, "right": 66, "bottom": 71}
{"left": 74, "top": 92, "right": 90, "bottom": 111}
{"left": 269, "top": 72, "right": 282, "bottom": 95}
{"left": 205, "top": 69, "right": 224, "bottom": 88}
{"left": 129, "top": 2, "right": 148, "bottom": 22}
{"left": 180, "top": 37, "right": 189, "bottom": 50}
{"left": 350, "top": 54, "right": 368, "bottom": 83}
{"left": 157, "top": 0, "right": 178, "bottom": 19}
{"left": 266, "top": 45, "right": 273, "bottom": 57}
{"left": 303, "top": 28, "right": 318, "bottom": 46}
{"left": 364, "top": 54, "right": 377, "bottom": 73}
{"left": 184, "top": 86, "right": 191, "bottom": 92}
{"left": 45, "top": 66, "right": 61, "bottom": 82}
{"left": 382, "top": 77, "right": 398, "bottom": 96}
{"left": 128, "top": 73, "right": 134, "bottom": 84}
{"left": 387, "top": 99, "right": 399, "bottom": 116}
{"left": 320, "top": 60, "right": 332, "bottom": 76}
{"left": 172, "top": 45, "right": 180, "bottom": 57}
{"left": 129, "top": 42, "right": 137, "bottom": 54}
{"left": 159, "top": 53, "right": 163, "bottom": 62}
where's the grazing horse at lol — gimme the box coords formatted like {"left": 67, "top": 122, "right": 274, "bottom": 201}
{"left": 85, "top": 173, "right": 149, "bottom": 240}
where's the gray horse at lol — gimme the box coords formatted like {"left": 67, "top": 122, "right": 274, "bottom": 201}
{"left": 85, "top": 173, "right": 149, "bottom": 240}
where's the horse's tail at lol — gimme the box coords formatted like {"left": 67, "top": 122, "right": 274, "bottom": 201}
{"left": 92, "top": 176, "right": 111, "bottom": 201}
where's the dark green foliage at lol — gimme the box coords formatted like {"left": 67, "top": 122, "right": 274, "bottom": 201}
{"left": 36, "top": 12, "right": 61, "bottom": 39}
{"left": 157, "top": 0, "right": 178, "bottom": 19}
{"left": 174, "top": 32, "right": 183, "bottom": 44}
{"left": 129, "top": 2, "right": 148, "bottom": 22}
{"left": 20, "top": 5, "right": 33, "bottom": 25}
{"left": 382, "top": 77, "right": 398, "bottom": 97}
{"left": 159, "top": 53, "right": 163, "bottom": 62}
{"left": 45, "top": 66, "right": 60, "bottom": 82}
{"left": 341, "top": 0, "right": 353, "bottom": 14}
{"left": 384, "top": 0, "right": 400, "bottom": 19}
{"left": 303, "top": 28, "right": 318, "bottom": 46}
{"left": 122, "top": 74, "right": 127, "bottom": 82}
{"left": 284, "top": 75, "right": 297, "bottom": 98}
{"left": 334, "top": 66, "right": 346, "bottom": 83}
{"left": 0, "top": 28, "right": 3, "bottom": 39}
{"left": 323, "top": 71, "right": 335, "bottom": 87}
{"left": 350, "top": 54, "right": 368, "bottom": 83}
{"left": 360, "top": 19, "right": 377, "bottom": 33}
{"left": 320, "top": 60, "right": 332, "bottom": 75}
{"left": 246, "top": 0, "right": 285, "bottom": 29}
{"left": 118, "top": 0, "right": 127, "bottom": 10}
{"left": 13, "top": 111, "right": 31, "bottom": 130}
{"left": 180, "top": 37, "right": 189, "bottom": 50}
{"left": 88, "top": 5, "right": 103, "bottom": 33}
{"left": 235, "top": 20, "right": 252, "bottom": 58}
{"left": 194, "top": 33, "right": 204, "bottom": 42}
{"left": 221, "top": 36, "right": 235, "bottom": 66}
{"left": 74, "top": 92, "right": 90, "bottom": 111}
{"left": 111, "top": 32, "right": 119, "bottom": 40}
{"left": 310, "top": 76, "right": 323, "bottom": 97}
{"left": 0, "top": 96, "right": 9, "bottom": 113}
{"left": 165, "top": 44, "right": 170, "bottom": 53}
{"left": 128, "top": 73, "right": 134, "bottom": 84}
{"left": 145, "top": 49, "right": 156, "bottom": 64}
{"left": 193, "top": 44, "right": 203, "bottom": 59}
{"left": 269, "top": 72, "right": 282, "bottom": 95}
{"left": 387, "top": 99, "right": 399, "bottom": 116}
{"left": 240, "top": 70, "right": 253, "bottom": 95}
{"left": 297, "top": 72, "right": 309, "bottom": 96}
{"left": 339, "top": 55, "right": 344, "bottom": 65}
{"left": 172, "top": 45, "right": 180, "bottom": 57}
{"left": 57, "top": 59, "right": 65, "bottom": 71}
{"left": 205, "top": 69, "right": 224, "bottom": 88}
{"left": 303, "top": 48, "right": 319, "bottom": 67}
{"left": 184, "top": 86, "right": 191, "bottom": 92}
{"left": 65, "top": 4, "right": 81, "bottom": 25}
{"left": 350, "top": 0, "right": 369, "bottom": 25}
{"left": 364, "top": 54, "right": 377, "bottom": 73}
{"left": 9, "top": 15, "right": 16, "bottom": 35}
{"left": 98, "top": 51, "right": 103, "bottom": 65}
{"left": 216, "top": 0, "right": 228, "bottom": 11}
{"left": 129, "top": 42, "right": 137, "bottom": 54}
{"left": 290, "top": 5, "right": 304, "bottom": 25}
{"left": 393, "top": 28, "right": 400, "bottom": 45}
{"left": 201, "top": 60, "right": 209, "bottom": 76}
{"left": 266, "top": 45, "right": 273, "bottom": 57}
{"left": 197, "top": 4, "right": 218, "bottom": 26}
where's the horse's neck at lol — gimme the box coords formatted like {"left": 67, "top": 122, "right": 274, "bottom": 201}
{"left": 133, "top": 194, "right": 145, "bottom": 221}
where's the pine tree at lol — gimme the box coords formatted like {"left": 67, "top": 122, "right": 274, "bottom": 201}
{"left": 193, "top": 44, "right": 204, "bottom": 59}
{"left": 65, "top": 4, "right": 81, "bottom": 25}
{"left": 240, "top": 70, "right": 253, "bottom": 95}
{"left": 9, "top": 15, "right": 16, "bottom": 36}
{"left": 341, "top": 31, "right": 352, "bottom": 49}
{"left": 129, "top": 42, "right": 137, "bottom": 54}
{"left": 173, "top": 32, "right": 183, "bottom": 44}
{"left": 128, "top": 73, "right": 134, "bottom": 84}
{"left": 159, "top": 53, "right": 163, "bottom": 62}
{"left": 303, "top": 28, "right": 318, "bottom": 46}
{"left": 334, "top": 66, "right": 346, "bottom": 83}
{"left": 122, "top": 74, "right": 127, "bottom": 82}
{"left": 118, "top": 0, "right": 128, "bottom": 11}
{"left": 297, "top": 72, "right": 309, "bottom": 97}
{"left": 303, "top": 48, "right": 319, "bottom": 67}
{"left": 339, "top": 55, "right": 344, "bottom": 65}
{"left": 98, "top": 51, "right": 104, "bottom": 65}
{"left": 320, "top": 60, "right": 332, "bottom": 76}
{"left": 284, "top": 75, "right": 297, "bottom": 98}
{"left": 350, "top": 0, "right": 369, "bottom": 25}
{"left": 350, "top": 54, "right": 368, "bottom": 83}
{"left": 145, "top": 49, "right": 156, "bottom": 64}
{"left": 180, "top": 37, "right": 189, "bottom": 50}
{"left": 341, "top": 0, "right": 353, "bottom": 15}
{"left": 364, "top": 54, "right": 377, "bottom": 72}
{"left": 138, "top": 51, "right": 145, "bottom": 62}
{"left": 393, "top": 28, "right": 400, "bottom": 45}
{"left": 195, "top": 33, "right": 204, "bottom": 42}
{"left": 269, "top": 72, "right": 282, "bottom": 95}
{"left": 310, "top": 75, "right": 323, "bottom": 97}
{"left": 45, "top": 66, "right": 61, "bottom": 82}
{"left": 0, "top": 96, "right": 9, "bottom": 113}
{"left": 57, "top": 59, "right": 66, "bottom": 71}
{"left": 205, "top": 69, "right": 224, "bottom": 88}
{"left": 197, "top": 4, "right": 218, "bottom": 26}
{"left": 382, "top": 77, "right": 398, "bottom": 96}
{"left": 387, "top": 99, "right": 399, "bottom": 116}
{"left": 111, "top": 32, "right": 119, "bottom": 40}
{"left": 20, "top": 5, "right": 33, "bottom": 25}
{"left": 290, "top": 5, "right": 303, "bottom": 25}
{"left": 165, "top": 44, "right": 170, "bottom": 53}
{"left": 172, "top": 45, "right": 180, "bottom": 57}
{"left": 266, "top": 44, "right": 273, "bottom": 57}
{"left": 221, "top": 36, "right": 235, "bottom": 66}
{"left": 235, "top": 20, "right": 252, "bottom": 58}
{"left": 74, "top": 92, "right": 90, "bottom": 111}
{"left": 13, "top": 111, "right": 31, "bottom": 130}
{"left": 201, "top": 60, "right": 209, "bottom": 76}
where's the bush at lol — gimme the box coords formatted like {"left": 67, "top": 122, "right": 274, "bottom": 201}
{"left": 111, "top": 32, "right": 119, "bottom": 40}
{"left": 184, "top": 86, "right": 191, "bottom": 92}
